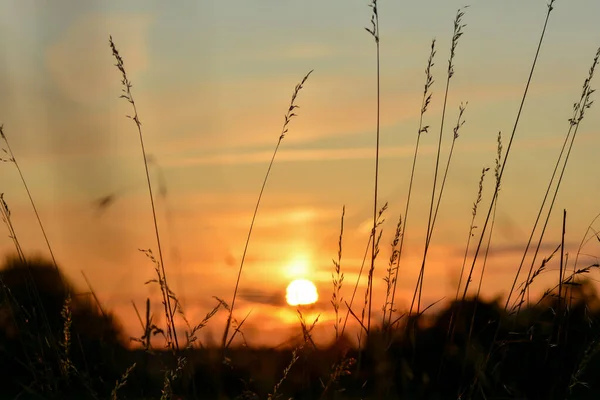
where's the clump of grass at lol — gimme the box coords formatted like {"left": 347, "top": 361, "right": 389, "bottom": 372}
{"left": 536, "top": 263, "right": 600, "bottom": 309}
{"left": 138, "top": 247, "right": 226, "bottom": 397}
{"left": 160, "top": 356, "right": 186, "bottom": 400}
{"left": 268, "top": 311, "right": 320, "bottom": 400}
{"left": 139, "top": 248, "right": 178, "bottom": 351}
{"left": 131, "top": 298, "right": 163, "bottom": 352}
{"left": 511, "top": 244, "right": 561, "bottom": 314}
{"left": 182, "top": 299, "right": 224, "bottom": 350}
{"left": 319, "top": 352, "right": 356, "bottom": 399}
{"left": 222, "top": 69, "right": 314, "bottom": 352}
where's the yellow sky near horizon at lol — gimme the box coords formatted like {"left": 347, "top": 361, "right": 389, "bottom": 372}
{"left": 1, "top": 0, "right": 600, "bottom": 348}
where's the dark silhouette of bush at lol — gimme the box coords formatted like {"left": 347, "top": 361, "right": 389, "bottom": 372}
{"left": 0, "top": 255, "right": 134, "bottom": 398}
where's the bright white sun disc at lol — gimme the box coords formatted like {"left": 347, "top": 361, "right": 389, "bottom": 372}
{"left": 286, "top": 279, "right": 318, "bottom": 306}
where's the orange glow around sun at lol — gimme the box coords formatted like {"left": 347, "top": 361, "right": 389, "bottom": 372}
{"left": 284, "top": 254, "right": 311, "bottom": 279}
{"left": 285, "top": 279, "right": 319, "bottom": 306}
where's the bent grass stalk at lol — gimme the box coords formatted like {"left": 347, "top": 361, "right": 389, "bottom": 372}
{"left": 222, "top": 70, "right": 314, "bottom": 351}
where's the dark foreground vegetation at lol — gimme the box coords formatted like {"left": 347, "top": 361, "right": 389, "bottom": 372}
{"left": 1, "top": 257, "right": 600, "bottom": 399}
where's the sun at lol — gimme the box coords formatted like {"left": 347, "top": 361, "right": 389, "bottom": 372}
{"left": 286, "top": 279, "right": 319, "bottom": 306}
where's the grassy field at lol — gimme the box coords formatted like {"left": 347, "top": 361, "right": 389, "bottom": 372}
{"left": 1, "top": 1, "right": 600, "bottom": 399}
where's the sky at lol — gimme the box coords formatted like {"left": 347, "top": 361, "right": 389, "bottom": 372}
{"left": 1, "top": 0, "right": 600, "bottom": 347}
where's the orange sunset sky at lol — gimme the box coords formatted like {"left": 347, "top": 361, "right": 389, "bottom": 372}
{"left": 1, "top": 0, "right": 600, "bottom": 347}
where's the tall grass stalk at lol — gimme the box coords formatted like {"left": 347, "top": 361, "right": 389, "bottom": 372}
{"left": 222, "top": 70, "right": 314, "bottom": 351}
{"left": 387, "top": 38, "right": 436, "bottom": 328}
{"left": 110, "top": 36, "right": 179, "bottom": 351}
{"left": 365, "top": 0, "right": 381, "bottom": 335}
{"left": 411, "top": 7, "right": 467, "bottom": 316}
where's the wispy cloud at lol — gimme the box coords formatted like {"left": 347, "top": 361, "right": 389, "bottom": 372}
{"left": 238, "top": 288, "right": 287, "bottom": 307}
{"left": 162, "top": 132, "right": 593, "bottom": 168}
{"left": 167, "top": 145, "right": 419, "bottom": 167}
